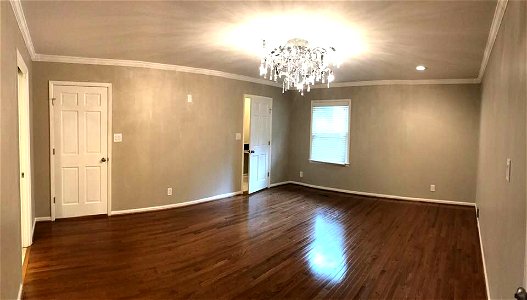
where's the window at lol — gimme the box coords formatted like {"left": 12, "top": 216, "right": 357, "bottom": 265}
{"left": 310, "top": 100, "right": 350, "bottom": 165}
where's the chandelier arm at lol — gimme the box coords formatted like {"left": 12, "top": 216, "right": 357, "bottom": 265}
{"left": 259, "top": 38, "right": 337, "bottom": 94}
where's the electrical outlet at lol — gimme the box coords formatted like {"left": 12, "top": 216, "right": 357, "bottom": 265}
{"left": 299, "top": 171, "right": 304, "bottom": 178}
{"left": 167, "top": 188, "right": 173, "bottom": 196}
{"left": 235, "top": 133, "right": 242, "bottom": 140}
{"left": 430, "top": 184, "right": 436, "bottom": 192}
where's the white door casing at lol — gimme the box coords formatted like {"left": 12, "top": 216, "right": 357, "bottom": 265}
{"left": 248, "top": 95, "right": 272, "bottom": 194}
{"left": 50, "top": 82, "right": 112, "bottom": 219}
{"left": 17, "top": 50, "right": 32, "bottom": 248}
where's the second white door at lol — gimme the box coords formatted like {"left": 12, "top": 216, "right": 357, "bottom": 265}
{"left": 52, "top": 84, "right": 109, "bottom": 218}
{"left": 248, "top": 95, "right": 272, "bottom": 194}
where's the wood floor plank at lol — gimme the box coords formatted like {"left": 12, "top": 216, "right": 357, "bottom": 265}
{"left": 22, "top": 185, "right": 486, "bottom": 299}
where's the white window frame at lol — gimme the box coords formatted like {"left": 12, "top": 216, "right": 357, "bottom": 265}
{"left": 309, "top": 99, "right": 351, "bottom": 166}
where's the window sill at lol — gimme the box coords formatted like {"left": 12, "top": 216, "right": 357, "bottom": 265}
{"left": 309, "top": 160, "right": 349, "bottom": 167}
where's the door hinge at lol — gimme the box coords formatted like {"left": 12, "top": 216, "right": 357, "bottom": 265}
{"left": 476, "top": 207, "right": 480, "bottom": 218}
{"left": 53, "top": 197, "right": 56, "bottom": 204}
{"left": 21, "top": 172, "right": 25, "bottom": 178}
{"left": 51, "top": 98, "right": 56, "bottom": 106}
{"left": 267, "top": 172, "right": 270, "bottom": 177}
{"left": 52, "top": 148, "right": 55, "bottom": 155}
{"left": 268, "top": 141, "right": 270, "bottom": 145}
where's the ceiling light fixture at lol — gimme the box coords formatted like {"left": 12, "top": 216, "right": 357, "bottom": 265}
{"left": 416, "top": 65, "right": 427, "bottom": 71}
{"left": 259, "top": 38, "right": 338, "bottom": 95}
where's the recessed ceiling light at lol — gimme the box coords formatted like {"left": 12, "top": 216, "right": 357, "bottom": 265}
{"left": 416, "top": 65, "right": 427, "bottom": 71}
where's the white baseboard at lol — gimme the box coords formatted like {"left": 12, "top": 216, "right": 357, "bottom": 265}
{"left": 269, "top": 181, "right": 292, "bottom": 188}
{"left": 34, "top": 181, "right": 474, "bottom": 220}
{"left": 17, "top": 283, "right": 23, "bottom": 300}
{"left": 31, "top": 218, "right": 36, "bottom": 241}
{"left": 279, "top": 181, "right": 475, "bottom": 207}
{"left": 476, "top": 210, "right": 491, "bottom": 299}
{"left": 111, "top": 191, "right": 243, "bottom": 215}
{"left": 32, "top": 217, "right": 52, "bottom": 240}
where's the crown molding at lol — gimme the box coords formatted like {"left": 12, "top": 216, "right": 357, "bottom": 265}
{"left": 9, "top": 0, "right": 280, "bottom": 87}
{"left": 33, "top": 53, "right": 483, "bottom": 88}
{"left": 314, "top": 0, "right": 507, "bottom": 90}
{"left": 477, "top": 0, "right": 508, "bottom": 81}
{"left": 9, "top": 0, "right": 36, "bottom": 60}
{"left": 36, "top": 53, "right": 480, "bottom": 88}
{"left": 11, "top": 0, "right": 498, "bottom": 88}
{"left": 312, "top": 78, "right": 480, "bottom": 89}
{"left": 34, "top": 54, "right": 282, "bottom": 87}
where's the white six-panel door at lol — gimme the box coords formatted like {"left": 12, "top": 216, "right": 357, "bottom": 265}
{"left": 52, "top": 84, "right": 109, "bottom": 218}
{"left": 248, "top": 96, "right": 272, "bottom": 194}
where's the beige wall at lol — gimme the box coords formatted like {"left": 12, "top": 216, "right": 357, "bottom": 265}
{"left": 477, "top": 1, "right": 527, "bottom": 298}
{"left": 1, "top": 1, "right": 33, "bottom": 299}
{"left": 32, "top": 62, "right": 290, "bottom": 216}
{"left": 287, "top": 84, "right": 481, "bottom": 203}
{"left": 243, "top": 97, "right": 250, "bottom": 144}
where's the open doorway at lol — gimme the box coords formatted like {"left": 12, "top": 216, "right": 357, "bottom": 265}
{"left": 17, "top": 50, "right": 32, "bottom": 262}
{"left": 241, "top": 95, "right": 272, "bottom": 194}
{"left": 242, "top": 97, "right": 250, "bottom": 193}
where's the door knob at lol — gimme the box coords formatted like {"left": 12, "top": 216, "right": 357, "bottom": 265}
{"left": 101, "top": 157, "right": 107, "bottom": 163}
{"left": 515, "top": 287, "right": 527, "bottom": 300}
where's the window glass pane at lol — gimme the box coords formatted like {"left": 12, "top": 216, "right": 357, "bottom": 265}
{"left": 310, "top": 102, "right": 350, "bottom": 164}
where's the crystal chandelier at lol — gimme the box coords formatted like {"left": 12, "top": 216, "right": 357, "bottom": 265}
{"left": 259, "top": 38, "right": 338, "bottom": 95}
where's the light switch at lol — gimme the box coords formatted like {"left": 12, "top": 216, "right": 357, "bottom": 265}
{"left": 430, "top": 184, "right": 436, "bottom": 192}
{"left": 235, "top": 133, "right": 242, "bottom": 140}
{"left": 187, "top": 94, "right": 193, "bottom": 103}
{"left": 113, "top": 133, "right": 122, "bottom": 143}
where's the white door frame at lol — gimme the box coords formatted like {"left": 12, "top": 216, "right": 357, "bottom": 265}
{"left": 17, "top": 50, "right": 32, "bottom": 248}
{"left": 241, "top": 96, "right": 250, "bottom": 192}
{"left": 241, "top": 94, "right": 272, "bottom": 192}
{"left": 49, "top": 81, "right": 113, "bottom": 221}
{"left": 524, "top": 42, "right": 527, "bottom": 288}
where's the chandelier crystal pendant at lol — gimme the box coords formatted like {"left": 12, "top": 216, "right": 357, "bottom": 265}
{"left": 259, "top": 38, "right": 338, "bottom": 95}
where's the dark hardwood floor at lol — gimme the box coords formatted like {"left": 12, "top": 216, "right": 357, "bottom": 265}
{"left": 23, "top": 185, "right": 486, "bottom": 299}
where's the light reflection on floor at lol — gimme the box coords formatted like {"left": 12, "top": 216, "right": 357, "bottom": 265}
{"left": 307, "top": 214, "right": 347, "bottom": 283}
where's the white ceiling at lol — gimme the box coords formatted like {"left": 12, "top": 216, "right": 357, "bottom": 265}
{"left": 21, "top": 1, "right": 498, "bottom": 83}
